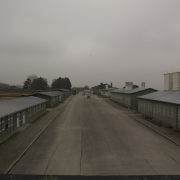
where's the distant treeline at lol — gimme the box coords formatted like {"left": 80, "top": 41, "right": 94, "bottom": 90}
{"left": 0, "top": 82, "right": 22, "bottom": 89}
{"left": 0, "top": 83, "right": 9, "bottom": 89}
{"left": 23, "top": 75, "right": 72, "bottom": 90}
{"left": 51, "top": 77, "right": 71, "bottom": 90}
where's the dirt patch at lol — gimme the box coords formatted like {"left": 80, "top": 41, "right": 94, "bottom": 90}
{"left": 0, "top": 97, "right": 19, "bottom": 101}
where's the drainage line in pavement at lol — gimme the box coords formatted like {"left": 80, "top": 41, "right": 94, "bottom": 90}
{"left": 5, "top": 98, "right": 72, "bottom": 174}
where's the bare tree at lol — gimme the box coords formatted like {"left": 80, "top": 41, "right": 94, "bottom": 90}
{"left": 28, "top": 74, "right": 38, "bottom": 82}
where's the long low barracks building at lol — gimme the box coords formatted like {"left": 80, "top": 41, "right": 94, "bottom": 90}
{"left": 0, "top": 96, "right": 47, "bottom": 142}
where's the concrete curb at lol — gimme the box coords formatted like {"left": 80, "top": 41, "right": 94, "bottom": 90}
{"left": 128, "top": 115, "right": 180, "bottom": 146}
{"left": 104, "top": 99, "right": 180, "bottom": 147}
{"left": 5, "top": 98, "right": 72, "bottom": 174}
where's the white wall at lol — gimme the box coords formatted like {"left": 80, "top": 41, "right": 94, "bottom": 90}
{"left": 164, "top": 72, "right": 180, "bottom": 91}
{"left": 173, "top": 72, "right": 179, "bottom": 90}
{"left": 141, "top": 82, "right": 145, "bottom": 88}
{"left": 125, "top": 82, "right": 133, "bottom": 91}
{"left": 172, "top": 72, "right": 180, "bottom": 90}
{"left": 169, "top": 73, "right": 173, "bottom": 90}
{"left": 164, "top": 74, "right": 169, "bottom": 90}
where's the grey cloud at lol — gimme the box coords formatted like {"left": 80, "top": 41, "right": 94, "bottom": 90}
{"left": 0, "top": 0, "right": 180, "bottom": 89}
{"left": 0, "top": 43, "right": 56, "bottom": 56}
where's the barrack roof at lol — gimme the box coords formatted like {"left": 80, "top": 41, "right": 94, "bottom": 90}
{"left": 138, "top": 90, "right": 180, "bottom": 105}
{"left": 0, "top": 96, "right": 47, "bottom": 119}
{"left": 59, "top": 89, "right": 70, "bottom": 92}
{"left": 111, "top": 88, "right": 156, "bottom": 94}
{"left": 101, "top": 87, "right": 117, "bottom": 91}
{"left": 38, "top": 91, "right": 61, "bottom": 97}
{"left": 111, "top": 88, "right": 125, "bottom": 93}
{"left": 124, "top": 88, "right": 156, "bottom": 94}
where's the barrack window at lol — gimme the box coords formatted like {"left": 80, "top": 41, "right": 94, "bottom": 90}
{"left": 156, "top": 104, "right": 158, "bottom": 114}
{"left": 167, "top": 106, "right": 169, "bottom": 117}
{"left": 178, "top": 109, "right": 180, "bottom": 121}
{"left": 163, "top": 105, "right": 165, "bottom": 116}
{"left": 159, "top": 105, "right": 161, "bottom": 115}
{"left": 171, "top": 107, "right": 174, "bottom": 119}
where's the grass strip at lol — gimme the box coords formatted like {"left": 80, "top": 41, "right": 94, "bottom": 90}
{"left": 30, "top": 111, "right": 49, "bottom": 124}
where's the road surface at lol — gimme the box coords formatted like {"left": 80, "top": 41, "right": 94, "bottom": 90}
{"left": 9, "top": 94, "right": 180, "bottom": 175}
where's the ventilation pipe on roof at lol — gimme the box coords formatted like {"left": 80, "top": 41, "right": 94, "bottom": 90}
{"left": 111, "top": 82, "right": 112, "bottom": 87}
{"left": 125, "top": 82, "right": 133, "bottom": 91}
{"left": 141, "top": 82, "right": 145, "bottom": 88}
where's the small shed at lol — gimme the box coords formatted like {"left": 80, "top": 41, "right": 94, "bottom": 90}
{"left": 0, "top": 96, "right": 47, "bottom": 142}
{"left": 59, "top": 89, "right": 70, "bottom": 97}
{"left": 101, "top": 87, "right": 118, "bottom": 98}
{"left": 138, "top": 91, "right": 180, "bottom": 129}
{"left": 110, "top": 87, "right": 157, "bottom": 110}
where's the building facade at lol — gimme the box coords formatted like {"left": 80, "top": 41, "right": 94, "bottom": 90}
{"left": 0, "top": 96, "right": 47, "bottom": 142}
{"left": 92, "top": 83, "right": 112, "bottom": 95}
{"left": 101, "top": 87, "right": 118, "bottom": 98}
{"left": 33, "top": 91, "right": 62, "bottom": 107}
{"left": 59, "top": 89, "right": 70, "bottom": 97}
{"left": 164, "top": 72, "right": 180, "bottom": 91}
{"left": 138, "top": 91, "right": 180, "bottom": 130}
{"left": 110, "top": 82, "right": 157, "bottom": 110}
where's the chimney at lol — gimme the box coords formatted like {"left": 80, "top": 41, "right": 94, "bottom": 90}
{"left": 111, "top": 82, "right": 112, "bottom": 87}
{"left": 105, "top": 84, "right": 108, "bottom": 89}
{"left": 141, "top": 82, "right": 145, "bottom": 88}
{"left": 125, "top": 82, "right": 133, "bottom": 91}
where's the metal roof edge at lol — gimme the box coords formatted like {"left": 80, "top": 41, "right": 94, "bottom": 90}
{"left": 0, "top": 96, "right": 47, "bottom": 119}
{"left": 124, "top": 88, "right": 157, "bottom": 94}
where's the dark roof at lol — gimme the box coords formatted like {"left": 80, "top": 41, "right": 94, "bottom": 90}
{"left": 124, "top": 88, "right": 156, "bottom": 94}
{"left": 0, "top": 96, "right": 47, "bottom": 119}
{"left": 59, "top": 89, "right": 70, "bottom": 92}
{"left": 92, "top": 86, "right": 99, "bottom": 90}
{"left": 101, "top": 87, "right": 118, "bottom": 91}
{"left": 92, "top": 83, "right": 111, "bottom": 90}
{"left": 38, "top": 91, "right": 61, "bottom": 97}
{"left": 53, "top": 91, "right": 64, "bottom": 95}
{"left": 138, "top": 90, "right": 180, "bottom": 105}
{"left": 111, "top": 88, "right": 125, "bottom": 93}
{"left": 111, "top": 88, "right": 156, "bottom": 94}
{"left": 122, "top": 85, "right": 139, "bottom": 89}
{"left": 133, "top": 85, "right": 139, "bottom": 88}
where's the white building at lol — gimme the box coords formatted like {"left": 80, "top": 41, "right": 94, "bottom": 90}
{"left": 101, "top": 84, "right": 118, "bottom": 98}
{"left": 164, "top": 72, "right": 180, "bottom": 91}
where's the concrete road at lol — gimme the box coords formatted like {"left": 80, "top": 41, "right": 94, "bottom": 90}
{"left": 9, "top": 94, "right": 180, "bottom": 175}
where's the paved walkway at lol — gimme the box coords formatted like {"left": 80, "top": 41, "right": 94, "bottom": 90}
{"left": 8, "top": 95, "right": 180, "bottom": 175}
{"left": 0, "top": 96, "right": 73, "bottom": 174}
{"left": 1, "top": 95, "right": 180, "bottom": 175}
{"left": 103, "top": 98, "right": 180, "bottom": 145}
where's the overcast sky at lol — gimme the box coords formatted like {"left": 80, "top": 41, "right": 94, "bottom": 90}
{"left": 0, "top": 0, "right": 180, "bottom": 90}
